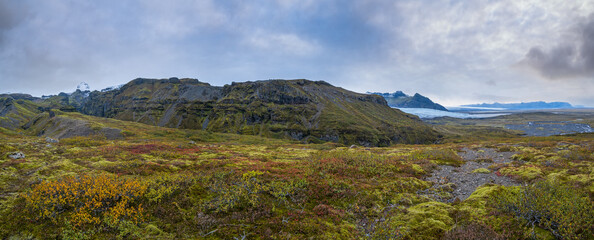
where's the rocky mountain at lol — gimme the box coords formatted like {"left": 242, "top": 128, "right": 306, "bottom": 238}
{"left": 0, "top": 78, "right": 440, "bottom": 146}
{"left": 370, "top": 92, "right": 448, "bottom": 111}
{"left": 76, "top": 78, "right": 439, "bottom": 146}
{"left": 463, "top": 101, "right": 574, "bottom": 110}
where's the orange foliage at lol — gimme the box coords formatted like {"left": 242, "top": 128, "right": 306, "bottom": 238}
{"left": 24, "top": 174, "right": 147, "bottom": 227}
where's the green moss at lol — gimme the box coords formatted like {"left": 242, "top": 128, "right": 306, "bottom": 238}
{"left": 411, "top": 164, "right": 425, "bottom": 174}
{"left": 91, "top": 160, "right": 118, "bottom": 169}
{"left": 458, "top": 185, "right": 506, "bottom": 219}
{"left": 546, "top": 170, "right": 568, "bottom": 182}
{"left": 532, "top": 227, "right": 556, "bottom": 240}
{"left": 374, "top": 201, "right": 454, "bottom": 240}
{"left": 405, "top": 202, "right": 454, "bottom": 239}
{"left": 0, "top": 144, "right": 15, "bottom": 158}
{"left": 144, "top": 224, "right": 167, "bottom": 236}
{"left": 498, "top": 165, "right": 542, "bottom": 181}
{"left": 472, "top": 168, "right": 491, "bottom": 174}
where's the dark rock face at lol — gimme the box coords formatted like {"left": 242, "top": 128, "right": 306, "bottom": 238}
{"left": 76, "top": 78, "right": 438, "bottom": 146}
{"left": 68, "top": 90, "right": 90, "bottom": 109}
{"left": 369, "top": 91, "right": 448, "bottom": 111}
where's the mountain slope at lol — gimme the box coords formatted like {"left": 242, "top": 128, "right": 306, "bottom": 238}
{"left": 0, "top": 94, "right": 42, "bottom": 130}
{"left": 370, "top": 92, "right": 448, "bottom": 111}
{"left": 79, "top": 78, "right": 439, "bottom": 146}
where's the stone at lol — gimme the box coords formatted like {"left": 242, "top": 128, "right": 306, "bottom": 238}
{"left": 8, "top": 152, "right": 25, "bottom": 159}
{"left": 45, "top": 137, "right": 59, "bottom": 143}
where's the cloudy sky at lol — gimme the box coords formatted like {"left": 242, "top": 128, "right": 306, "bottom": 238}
{"left": 1, "top": 0, "right": 594, "bottom": 106}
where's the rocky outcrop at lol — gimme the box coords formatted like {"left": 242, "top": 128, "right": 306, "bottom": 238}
{"left": 7, "top": 152, "right": 25, "bottom": 160}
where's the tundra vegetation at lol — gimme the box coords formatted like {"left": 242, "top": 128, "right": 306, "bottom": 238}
{"left": 0, "top": 115, "right": 592, "bottom": 239}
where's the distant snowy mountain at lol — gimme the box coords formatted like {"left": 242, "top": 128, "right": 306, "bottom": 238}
{"left": 101, "top": 84, "right": 124, "bottom": 92}
{"left": 396, "top": 108, "right": 508, "bottom": 119}
{"left": 369, "top": 91, "right": 448, "bottom": 111}
{"left": 77, "top": 82, "right": 90, "bottom": 91}
{"left": 463, "top": 101, "right": 573, "bottom": 110}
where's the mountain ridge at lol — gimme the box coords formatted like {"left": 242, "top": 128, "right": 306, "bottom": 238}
{"left": 1, "top": 78, "right": 440, "bottom": 146}
{"left": 369, "top": 91, "right": 448, "bottom": 111}
{"left": 77, "top": 78, "right": 439, "bottom": 146}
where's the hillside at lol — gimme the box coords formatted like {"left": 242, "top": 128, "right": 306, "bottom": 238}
{"left": 78, "top": 78, "right": 439, "bottom": 146}
{"left": 0, "top": 95, "right": 42, "bottom": 130}
{"left": 370, "top": 91, "right": 448, "bottom": 111}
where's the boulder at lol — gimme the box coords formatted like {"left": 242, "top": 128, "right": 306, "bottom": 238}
{"left": 8, "top": 152, "right": 25, "bottom": 159}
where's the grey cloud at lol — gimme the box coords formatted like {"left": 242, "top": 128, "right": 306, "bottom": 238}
{"left": 0, "top": 2, "right": 21, "bottom": 30}
{"left": 1, "top": 0, "right": 593, "bottom": 107}
{"left": 0, "top": 1, "right": 27, "bottom": 43}
{"left": 519, "top": 14, "right": 594, "bottom": 79}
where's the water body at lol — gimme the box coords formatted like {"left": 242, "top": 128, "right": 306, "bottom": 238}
{"left": 505, "top": 121, "right": 594, "bottom": 136}
{"left": 396, "top": 108, "right": 509, "bottom": 119}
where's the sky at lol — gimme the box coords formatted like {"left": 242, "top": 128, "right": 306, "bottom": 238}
{"left": 1, "top": 0, "right": 594, "bottom": 107}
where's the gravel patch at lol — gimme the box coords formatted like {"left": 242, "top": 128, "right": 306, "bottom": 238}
{"left": 424, "top": 148, "right": 519, "bottom": 202}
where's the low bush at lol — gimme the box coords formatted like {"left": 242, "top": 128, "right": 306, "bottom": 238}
{"left": 145, "top": 175, "right": 193, "bottom": 204}
{"left": 308, "top": 150, "right": 408, "bottom": 178}
{"left": 491, "top": 180, "right": 594, "bottom": 239}
{"left": 205, "top": 171, "right": 307, "bottom": 213}
{"left": 24, "top": 174, "right": 147, "bottom": 229}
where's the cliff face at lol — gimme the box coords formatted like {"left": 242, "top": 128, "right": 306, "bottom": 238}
{"left": 79, "top": 78, "right": 439, "bottom": 146}
{"left": 79, "top": 78, "right": 222, "bottom": 127}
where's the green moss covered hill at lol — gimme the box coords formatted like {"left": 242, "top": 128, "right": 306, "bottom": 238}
{"left": 76, "top": 78, "right": 438, "bottom": 146}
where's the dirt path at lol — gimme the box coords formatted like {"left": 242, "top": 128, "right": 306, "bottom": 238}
{"left": 424, "top": 148, "right": 519, "bottom": 202}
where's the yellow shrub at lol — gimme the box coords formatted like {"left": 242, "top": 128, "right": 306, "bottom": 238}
{"left": 24, "top": 174, "right": 147, "bottom": 228}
